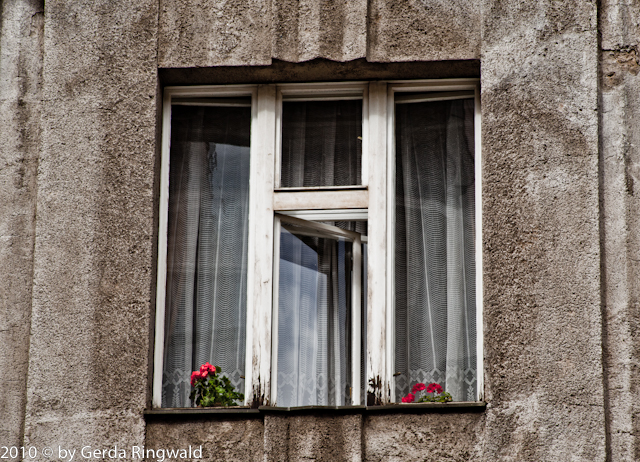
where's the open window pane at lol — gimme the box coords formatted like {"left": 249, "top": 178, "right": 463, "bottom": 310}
{"left": 394, "top": 96, "right": 477, "bottom": 402}
{"left": 275, "top": 218, "right": 363, "bottom": 407}
{"left": 162, "top": 100, "right": 251, "bottom": 407}
{"left": 361, "top": 241, "right": 367, "bottom": 405}
{"left": 280, "top": 100, "right": 362, "bottom": 187}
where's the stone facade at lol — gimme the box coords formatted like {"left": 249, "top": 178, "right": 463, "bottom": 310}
{"left": 1, "top": 0, "right": 639, "bottom": 460}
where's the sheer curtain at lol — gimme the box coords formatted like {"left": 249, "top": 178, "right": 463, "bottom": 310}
{"left": 162, "top": 104, "right": 250, "bottom": 407}
{"left": 281, "top": 100, "right": 362, "bottom": 187}
{"left": 277, "top": 227, "right": 353, "bottom": 407}
{"left": 276, "top": 99, "right": 364, "bottom": 407}
{"left": 394, "top": 97, "right": 477, "bottom": 402}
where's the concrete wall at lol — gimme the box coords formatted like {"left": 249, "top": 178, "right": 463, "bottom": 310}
{"left": 481, "top": 0, "right": 604, "bottom": 459}
{"left": 18, "top": 0, "right": 160, "bottom": 454}
{"left": 0, "top": 0, "right": 43, "bottom": 450}
{"left": 600, "top": 1, "right": 640, "bottom": 460}
{"left": 1, "top": 0, "right": 637, "bottom": 460}
{"left": 156, "top": 0, "right": 480, "bottom": 67}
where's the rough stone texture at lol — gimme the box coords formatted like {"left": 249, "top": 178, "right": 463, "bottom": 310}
{"left": 157, "top": 0, "right": 480, "bottom": 68}
{"left": 481, "top": 0, "right": 604, "bottom": 460}
{"left": 364, "top": 413, "right": 484, "bottom": 461}
{"left": 145, "top": 417, "right": 264, "bottom": 461}
{"left": 264, "top": 414, "right": 363, "bottom": 461}
{"left": 21, "top": 0, "right": 159, "bottom": 454}
{"left": 600, "top": 0, "right": 640, "bottom": 52}
{"left": 366, "top": 0, "right": 481, "bottom": 62}
{"left": 158, "top": 0, "right": 273, "bottom": 67}
{"left": 0, "top": 0, "right": 43, "bottom": 450}
{"left": 271, "top": 0, "right": 367, "bottom": 63}
{"left": 599, "top": 1, "right": 640, "bottom": 460}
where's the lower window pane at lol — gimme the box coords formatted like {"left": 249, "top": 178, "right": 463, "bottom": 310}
{"left": 276, "top": 221, "right": 364, "bottom": 407}
{"left": 394, "top": 96, "right": 477, "bottom": 402}
{"left": 162, "top": 101, "right": 251, "bottom": 407}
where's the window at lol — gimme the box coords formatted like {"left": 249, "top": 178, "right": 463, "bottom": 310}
{"left": 153, "top": 80, "right": 482, "bottom": 408}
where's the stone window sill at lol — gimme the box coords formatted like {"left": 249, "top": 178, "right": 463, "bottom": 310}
{"left": 144, "top": 402, "right": 486, "bottom": 419}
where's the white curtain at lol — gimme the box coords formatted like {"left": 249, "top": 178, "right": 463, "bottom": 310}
{"left": 281, "top": 100, "right": 362, "bottom": 187}
{"left": 276, "top": 100, "right": 364, "bottom": 407}
{"left": 276, "top": 228, "right": 352, "bottom": 407}
{"left": 162, "top": 104, "right": 250, "bottom": 407}
{"left": 394, "top": 98, "right": 477, "bottom": 402}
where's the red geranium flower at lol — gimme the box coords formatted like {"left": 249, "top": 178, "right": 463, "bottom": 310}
{"left": 412, "top": 383, "right": 426, "bottom": 393}
{"left": 401, "top": 393, "right": 415, "bottom": 403}
{"left": 190, "top": 371, "right": 202, "bottom": 386}
{"left": 426, "top": 382, "right": 443, "bottom": 394}
{"left": 200, "top": 362, "right": 216, "bottom": 375}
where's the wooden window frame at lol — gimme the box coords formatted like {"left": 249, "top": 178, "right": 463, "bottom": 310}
{"left": 152, "top": 79, "right": 482, "bottom": 408}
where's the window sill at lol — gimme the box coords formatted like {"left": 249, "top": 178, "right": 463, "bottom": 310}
{"left": 144, "top": 407, "right": 260, "bottom": 419}
{"left": 259, "top": 405, "right": 366, "bottom": 414}
{"left": 364, "top": 401, "right": 486, "bottom": 413}
{"left": 274, "top": 185, "right": 368, "bottom": 192}
{"left": 144, "top": 402, "right": 486, "bottom": 420}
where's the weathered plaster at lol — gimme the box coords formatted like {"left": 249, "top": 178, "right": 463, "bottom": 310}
{"left": 145, "top": 417, "right": 264, "bottom": 462}
{"left": 158, "top": 0, "right": 273, "bottom": 67}
{"left": 263, "top": 414, "right": 363, "bottom": 461}
{"left": 157, "top": 0, "right": 481, "bottom": 68}
{"left": 271, "top": 0, "right": 367, "bottom": 63}
{"left": 599, "top": 1, "right": 640, "bottom": 460}
{"left": 366, "top": 0, "right": 481, "bottom": 62}
{"left": 481, "top": 0, "right": 604, "bottom": 459}
{"left": 0, "top": 0, "right": 43, "bottom": 449}
{"left": 364, "top": 413, "right": 484, "bottom": 461}
{"left": 21, "top": 0, "right": 159, "bottom": 453}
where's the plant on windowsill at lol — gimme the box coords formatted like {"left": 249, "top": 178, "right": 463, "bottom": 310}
{"left": 189, "top": 362, "right": 245, "bottom": 407}
{"left": 401, "top": 382, "right": 452, "bottom": 404}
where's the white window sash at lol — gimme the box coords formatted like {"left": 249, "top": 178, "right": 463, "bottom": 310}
{"left": 248, "top": 85, "right": 278, "bottom": 405}
{"left": 153, "top": 79, "right": 482, "bottom": 409}
{"left": 366, "top": 81, "right": 390, "bottom": 403}
{"left": 153, "top": 84, "right": 259, "bottom": 408}
{"left": 274, "top": 82, "right": 369, "bottom": 189}
{"left": 385, "top": 79, "right": 482, "bottom": 402}
{"left": 271, "top": 213, "right": 362, "bottom": 406}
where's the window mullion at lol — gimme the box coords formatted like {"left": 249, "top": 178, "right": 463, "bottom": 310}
{"left": 351, "top": 235, "right": 362, "bottom": 405}
{"left": 366, "top": 81, "right": 390, "bottom": 404}
{"left": 246, "top": 84, "right": 277, "bottom": 406}
{"left": 474, "top": 85, "right": 484, "bottom": 402}
{"left": 151, "top": 89, "right": 173, "bottom": 408}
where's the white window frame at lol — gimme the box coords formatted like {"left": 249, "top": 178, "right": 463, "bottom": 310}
{"left": 152, "top": 79, "right": 482, "bottom": 408}
{"left": 271, "top": 213, "right": 363, "bottom": 405}
{"left": 384, "top": 81, "right": 483, "bottom": 403}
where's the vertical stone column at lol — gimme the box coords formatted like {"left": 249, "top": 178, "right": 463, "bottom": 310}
{"left": 0, "top": 0, "right": 43, "bottom": 450}
{"left": 481, "top": 0, "right": 605, "bottom": 459}
{"left": 599, "top": 1, "right": 640, "bottom": 460}
{"left": 23, "top": 0, "right": 159, "bottom": 452}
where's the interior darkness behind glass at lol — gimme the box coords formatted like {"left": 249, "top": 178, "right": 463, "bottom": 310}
{"left": 281, "top": 100, "right": 362, "bottom": 187}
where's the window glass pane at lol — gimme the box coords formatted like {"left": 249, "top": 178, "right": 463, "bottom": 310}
{"left": 162, "top": 100, "right": 251, "bottom": 407}
{"left": 394, "top": 96, "right": 477, "bottom": 402}
{"left": 276, "top": 220, "right": 365, "bottom": 407}
{"left": 280, "top": 100, "right": 362, "bottom": 187}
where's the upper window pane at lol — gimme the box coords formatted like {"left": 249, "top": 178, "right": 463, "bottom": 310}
{"left": 280, "top": 100, "right": 362, "bottom": 187}
{"left": 394, "top": 95, "right": 477, "bottom": 403}
{"left": 162, "top": 99, "right": 251, "bottom": 407}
